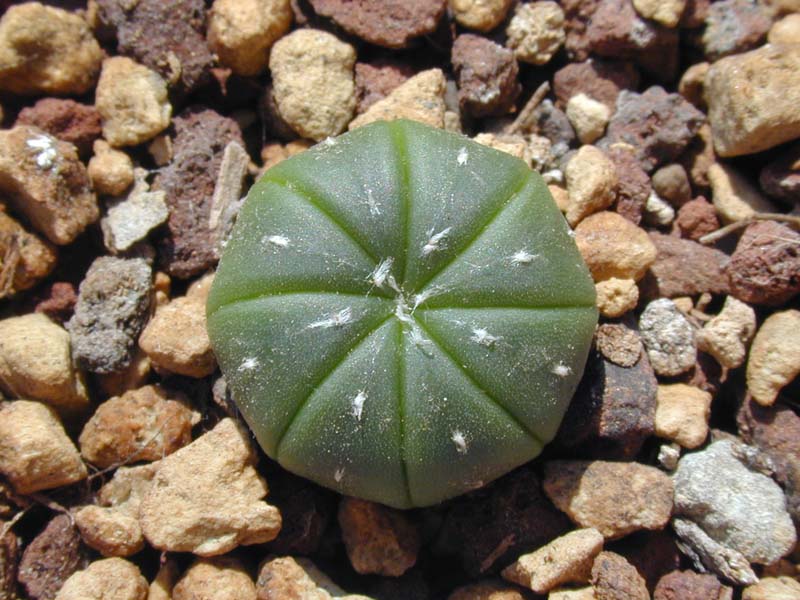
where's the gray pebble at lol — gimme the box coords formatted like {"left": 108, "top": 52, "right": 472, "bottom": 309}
{"left": 639, "top": 298, "right": 697, "bottom": 376}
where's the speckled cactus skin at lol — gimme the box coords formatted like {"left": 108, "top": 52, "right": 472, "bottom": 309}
{"left": 206, "top": 119, "right": 597, "bottom": 508}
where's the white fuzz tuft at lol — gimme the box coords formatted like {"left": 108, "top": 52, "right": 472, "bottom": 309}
{"left": 451, "top": 430, "right": 468, "bottom": 454}
{"left": 368, "top": 257, "right": 395, "bottom": 289}
{"left": 457, "top": 147, "right": 469, "bottom": 166}
{"left": 510, "top": 250, "right": 538, "bottom": 265}
{"left": 334, "top": 467, "right": 345, "bottom": 482}
{"left": 411, "top": 286, "right": 443, "bottom": 311}
{"left": 308, "top": 307, "right": 353, "bottom": 329}
{"left": 470, "top": 328, "right": 501, "bottom": 347}
{"left": 552, "top": 363, "right": 572, "bottom": 378}
{"left": 422, "top": 227, "right": 452, "bottom": 256}
{"left": 351, "top": 390, "right": 367, "bottom": 421}
{"left": 409, "top": 325, "right": 434, "bottom": 355}
{"left": 238, "top": 357, "right": 259, "bottom": 372}
{"left": 265, "top": 234, "right": 290, "bottom": 248}
{"left": 366, "top": 188, "right": 381, "bottom": 216}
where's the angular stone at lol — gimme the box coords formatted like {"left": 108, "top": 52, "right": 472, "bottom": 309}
{"left": 16, "top": 99, "right": 102, "bottom": 158}
{"left": 256, "top": 556, "right": 369, "bottom": 600}
{"left": 354, "top": 60, "right": 413, "bottom": 114}
{"left": 452, "top": 34, "right": 520, "bottom": 118}
{"left": 101, "top": 172, "right": 169, "bottom": 252}
{"left": 0, "top": 210, "right": 57, "bottom": 299}
{"left": 566, "top": 94, "right": 610, "bottom": 145}
{"left": 505, "top": 1, "right": 566, "bottom": 65}
{"left": 55, "top": 558, "right": 148, "bottom": 600}
{"left": 34, "top": 282, "right": 77, "bottom": 324}
{"left": 746, "top": 309, "right": 800, "bottom": 406}
{"left": 671, "top": 517, "right": 757, "bottom": 585}
{"left": 654, "top": 384, "right": 712, "bottom": 449}
{"left": 605, "top": 144, "right": 649, "bottom": 225}
{"left": 632, "top": 0, "right": 686, "bottom": 27}
{"left": 565, "top": 146, "right": 618, "bottom": 227}
{"left": 575, "top": 212, "right": 656, "bottom": 282}
{"left": 639, "top": 298, "right": 697, "bottom": 377}
{"left": 654, "top": 570, "right": 731, "bottom": 600}
{"left": 702, "top": 0, "right": 771, "bottom": 61}
{"left": 554, "top": 59, "right": 640, "bottom": 112}
{"left": 68, "top": 257, "right": 152, "bottom": 375}
{"left": 697, "top": 296, "right": 756, "bottom": 370}
{"left": 173, "top": 557, "right": 256, "bottom": 600}
{"left": 641, "top": 233, "right": 730, "bottom": 299}
{"left": 595, "top": 323, "right": 642, "bottom": 368}
{"left": 590, "top": 552, "right": 649, "bottom": 600}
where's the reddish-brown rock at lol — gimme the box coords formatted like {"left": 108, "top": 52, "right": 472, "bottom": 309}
{"left": 354, "top": 60, "right": 414, "bottom": 114}
{"left": 727, "top": 220, "right": 800, "bottom": 306}
{"left": 34, "top": 282, "right": 78, "bottom": 325}
{"left": 452, "top": 34, "right": 520, "bottom": 118}
{"left": 606, "top": 144, "right": 650, "bottom": 225}
{"left": 654, "top": 569, "right": 731, "bottom": 600}
{"left": 16, "top": 99, "right": 101, "bottom": 158}
{"left": 591, "top": 551, "right": 649, "bottom": 600}
{"left": 0, "top": 525, "right": 18, "bottom": 600}
{"left": 641, "top": 233, "right": 730, "bottom": 298}
{"left": 308, "top": 0, "right": 447, "bottom": 48}
{"left": 553, "top": 58, "right": 640, "bottom": 112}
{"left": 673, "top": 197, "right": 720, "bottom": 241}
{"left": 702, "top": 0, "right": 771, "bottom": 61}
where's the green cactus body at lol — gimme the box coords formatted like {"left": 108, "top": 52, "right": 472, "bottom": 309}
{"left": 206, "top": 119, "right": 597, "bottom": 508}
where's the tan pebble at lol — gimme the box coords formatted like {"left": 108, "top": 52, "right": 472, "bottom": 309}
{"left": 139, "top": 295, "right": 216, "bottom": 378}
{"left": 595, "top": 323, "right": 642, "bottom": 367}
{"left": 55, "top": 557, "right": 147, "bottom": 600}
{"left": 187, "top": 271, "right": 216, "bottom": 302}
{"left": 173, "top": 557, "right": 256, "bottom": 600}
{"left": 743, "top": 576, "right": 800, "bottom": 600}
{"left": 339, "top": 497, "right": 420, "bottom": 577}
{"left": 473, "top": 132, "right": 532, "bottom": 167}
{"left": 543, "top": 460, "right": 674, "bottom": 539}
{"left": 256, "top": 555, "right": 368, "bottom": 600}
{"left": 655, "top": 384, "right": 712, "bottom": 449}
{"left": 449, "top": 0, "right": 514, "bottom": 32}
{"left": 549, "top": 184, "right": 570, "bottom": 213}
{"left": 698, "top": 296, "right": 756, "bottom": 369}
{"left": 448, "top": 580, "right": 529, "bottom": 600}
{"left": 270, "top": 29, "right": 356, "bottom": 141}
{"left": 706, "top": 44, "right": 800, "bottom": 157}
{"left": 672, "top": 296, "right": 694, "bottom": 315}
{"left": 350, "top": 68, "right": 446, "bottom": 130}
{"left": 95, "top": 57, "right": 172, "bottom": 147}
{"left": 140, "top": 418, "right": 281, "bottom": 555}
{"left": 595, "top": 278, "right": 638, "bottom": 318}
{"left": 0, "top": 125, "right": 98, "bottom": 245}
{"left": 747, "top": 309, "right": 800, "bottom": 406}
{"left": 0, "top": 400, "right": 87, "bottom": 494}
{"left": 549, "top": 587, "right": 597, "bottom": 599}
{"left": 208, "top": 0, "right": 292, "bottom": 76}
{"left": 679, "top": 62, "right": 709, "bottom": 109}
{"left": 769, "top": 14, "right": 800, "bottom": 44}
{"left": 0, "top": 3, "right": 102, "bottom": 95}
{"left": 502, "top": 528, "right": 604, "bottom": 594}
{"left": 147, "top": 134, "right": 173, "bottom": 166}
{"left": 95, "top": 349, "right": 151, "bottom": 399}
{"left": 709, "top": 163, "right": 776, "bottom": 223}
{"left": 79, "top": 384, "right": 198, "bottom": 468}
{"left": 505, "top": 1, "right": 565, "bottom": 65}
{"left": 566, "top": 94, "right": 610, "bottom": 145}
{"left": 0, "top": 210, "right": 57, "bottom": 298}
{"left": 88, "top": 140, "right": 134, "bottom": 197}
{"left": 632, "top": 0, "right": 686, "bottom": 27}
{"left": 565, "top": 146, "right": 617, "bottom": 227}
{"left": 682, "top": 123, "right": 716, "bottom": 190}
{"left": 591, "top": 551, "right": 649, "bottom": 600}
{"left": 0, "top": 313, "right": 89, "bottom": 413}
{"left": 574, "top": 212, "right": 656, "bottom": 282}
{"left": 148, "top": 560, "right": 180, "bottom": 600}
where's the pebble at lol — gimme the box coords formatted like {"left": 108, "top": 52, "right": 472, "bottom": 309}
{"left": 449, "top": 0, "right": 513, "bottom": 32}
{"left": 543, "top": 460, "right": 673, "bottom": 539}
{"left": 55, "top": 558, "right": 148, "bottom": 600}
{"left": 671, "top": 517, "right": 757, "bottom": 585}
{"left": 678, "top": 62, "right": 709, "bottom": 110}
{"left": 697, "top": 296, "right": 756, "bottom": 369}
{"left": 148, "top": 560, "right": 179, "bottom": 600}
{"left": 654, "top": 384, "right": 712, "bottom": 449}
{"left": 549, "top": 587, "right": 596, "bottom": 600}
{"left": 601, "top": 86, "right": 705, "bottom": 173}
{"left": 532, "top": 99, "right": 576, "bottom": 159}
{"left": 641, "top": 233, "right": 730, "bottom": 299}
{"left": 760, "top": 141, "right": 800, "bottom": 203}
{"left": 79, "top": 385, "right": 198, "bottom": 468}
{"left": 155, "top": 108, "right": 243, "bottom": 279}
{"left": 743, "top": 577, "right": 800, "bottom": 600}
{"left": 673, "top": 196, "right": 720, "bottom": 241}
{"left": 338, "top": 498, "right": 420, "bottom": 577}
{"left": 681, "top": 123, "right": 716, "bottom": 190}
{"left": 654, "top": 570, "right": 732, "bottom": 600}
{"left": 709, "top": 163, "right": 777, "bottom": 223}
{"left": 574, "top": 211, "right": 656, "bottom": 282}
{"left": 505, "top": 1, "right": 566, "bottom": 65}
{"left": 173, "top": 557, "right": 256, "bottom": 600}
{"left": 746, "top": 309, "right": 800, "bottom": 406}
{"left": 565, "top": 145, "right": 618, "bottom": 226}
{"left": 308, "top": 0, "right": 446, "bottom": 48}
{"left": 95, "top": 57, "right": 172, "bottom": 147}
{"left": 101, "top": 170, "right": 169, "bottom": 252}
{"left": 18, "top": 514, "right": 89, "bottom": 600}
{"left": 566, "top": 94, "right": 610, "bottom": 145}
{"left": 269, "top": 29, "right": 355, "bottom": 141}
{"left": 16, "top": 98, "right": 102, "bottom": 158}
{"left": 595, "top": 278, "right": 638, "bottom": 318}
{"left": 68, "top": 257, "right": 152, "bottom": 375}
{"left": 95, "top": 0, "right": 213, "bottom": 94}
{"left": 632, "top": 0, "right": 686, "bottom": 27}
{"left": 605, "top": 144, "right": 649, "bottom": 225}
{"left": 553, "top": 59, "right": 640, "bottom": 113}
{"left": 501, "top": 528, "right": 604, "bottom": 594}
{"left": 737, "top": 398, "right": 800, "bottom": 522}
{"left": 447, "top": 580, "right": 528, "bottom": 600}
{"left": 0, "top": 125, "right": 98, "bottom": 245}
{"left": 0, "top": 313, "right": 89, "bottom": 413}
{"left": 350, "top": 68, "right": 446, "bottom": 130}
{"left": 0, "top": 211, "right": 57, "bottom": 298}
{"left": 727, "top": 221, "right": 800, "bottom": 306}
{"left": 74, "top": 463, "right": 158, "bottom": 557}
{"left": 207, "top": 0, "right": 292, "bottom": 76}
{"left": 140, "top": 418, "right": 282, "bottom": 555}
{"left": 652, "top": 164, "right": 691, "bottom": 208}
{"left": 256, "top": 556, "right": 371, "bottom": 600}
{"left": 473, "top": 133, "right": 532, "bottom": 168}
{"left": 354, "top": 60, "right": 413, "bottom": 114}
{"left": 590, "top": 551, "right": 649, "bottom": 600}
{"left": 595, "top": 323, "right": 642, "bottom": 367}
{"left": 643, "top": 190, "right": 676, "bottom": 227}
{"left": 673, "top": 438, "right": 796, "bottom": 565}
{"left": 434, "top": 467, "right": 570, "bottom": 576}
{"left": 702, "top": 0, "right": 771, "bottom": 61}
{"left": 769, "top": 13, "right": 800, "bottom": 44}
{"left": 0, "top": 3, "right": 102, "bottom": 95}
{"left": 639, "top": 298, "right": 697, "bottom": 377}
{"left": 557, "top": 349, "right": 656, "bottom": 459}
{"left": 88, "top": 140, "right": 134, "bottom": 197}
{"left": 706, "top": 44, "right": 800, "bottom": 157}
{"left": 0, "top": 400, "right": 87, "bottom": 494}
{"left": 452, "top": 34, "right": 520, "bottom": 118}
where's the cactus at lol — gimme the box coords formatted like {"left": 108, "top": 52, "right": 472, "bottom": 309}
{"left": 207, "top": 119, "right": 597, "bottom": 508}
